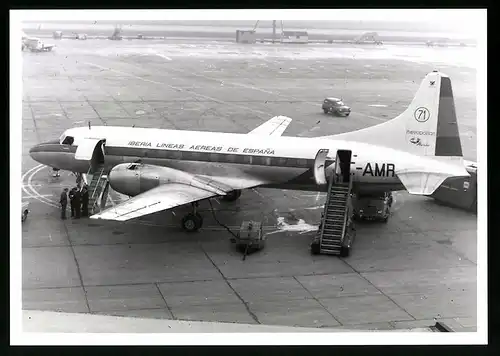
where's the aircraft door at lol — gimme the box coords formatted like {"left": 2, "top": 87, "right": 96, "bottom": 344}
{"left": 334, "top": 150, "right": 352, "bottom": 184}
{"left": 74, "top": 138, "right": 106, "bottom": 171}
{"left": 313, "top": 149, "right": 329, "bottom": 186}
{"left": 90, "top": 140, "right": 106, "bottom": 171}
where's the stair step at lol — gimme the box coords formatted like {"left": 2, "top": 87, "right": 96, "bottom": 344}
{"left": 320, "top": 241, "right": 342, "bottom": 250}
{"left": 324, "top": 218, "right": 343, "bottom": 222}
{"left": 323, "top": 228, "right": 343, "bottom": 233}
{"left": 322, "top": 235, "right": 342, "bottom": 240}
{"left": 326, "top": 211, "right": 345, "bottom": 216}
{"left": 326, "top": 213, "right": 345, "bottom": 217}
{"left": 320, "top": 249, "right": 341, "bottom": 255}
{"left": 324, "top": 224, "right": 344, "bottom": 229}
{"left": 322, "top": 236, "right": 342, "bottom": 241}
{"left": 328, "top": 200, "right": 347, "bottom": 205}
{"left": 323, "top": 231, "right": 342, "bottom": 236}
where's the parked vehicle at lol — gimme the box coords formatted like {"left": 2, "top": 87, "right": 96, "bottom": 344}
{"left": 352, "top": 191, "right": 392, "bottom": 222}
{"left": 322, "top": 97, "right": 351, "bottom": 116}
{"left": 22, "top": 37, "right": 55, "bottom": 52}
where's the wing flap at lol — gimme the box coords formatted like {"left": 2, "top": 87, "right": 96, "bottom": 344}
{"left": 248, "top": 116, "right": 292, "bottom": 136}
{"left": 90, "top": 183, "right": 217, "bottom": 221}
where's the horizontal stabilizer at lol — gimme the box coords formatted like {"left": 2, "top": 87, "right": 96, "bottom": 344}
{"left": 249, "top": 116, "right": 292, "bottom": 136}
{"left": 396, "top": 158, "right": 470, "bottom": 195}
{"left": 396, "top": 171, "right": 451, "bottom": 196}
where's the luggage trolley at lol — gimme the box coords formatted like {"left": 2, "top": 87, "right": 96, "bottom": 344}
{"left": 230, "top": 221, "right": 266, "bottom": 260}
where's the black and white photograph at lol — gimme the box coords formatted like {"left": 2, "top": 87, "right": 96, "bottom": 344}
{"left": 11, "top": 9, "right": 486, "bottom": 344}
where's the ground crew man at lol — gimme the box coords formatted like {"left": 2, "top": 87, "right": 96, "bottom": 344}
{"left": 59, "top": 188, "right": 68, "bottom": 220}
{"left": 69, "top": 187, "right": 76, "bottom": 218}
{"left": 81, "top": 184, "right": 89, "bottom": 217}
{"left": 74, "top": 188, "right": 81, "bottom": 219}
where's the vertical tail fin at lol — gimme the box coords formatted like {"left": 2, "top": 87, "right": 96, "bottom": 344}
{"left": 322, "top": 71, "right": 463, "bottom": 158}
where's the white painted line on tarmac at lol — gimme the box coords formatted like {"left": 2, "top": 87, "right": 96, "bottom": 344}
{"left": 21, "top": 165, "right": 59, "bottom": 209}
{"left": 22, "top": 194, "right": 54, "bottom": 199}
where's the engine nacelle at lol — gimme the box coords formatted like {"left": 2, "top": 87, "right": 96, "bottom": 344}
{"left": 108, "top": 163, "right": 229, "bottom": 197}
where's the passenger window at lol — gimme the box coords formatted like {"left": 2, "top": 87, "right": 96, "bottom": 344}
{"left": 62, "top": 136, "right": 74, "bottom": 145}
{"left": 298, "top": 159, "right": 308, "bottom": 167}
{"left": 277, "top": 157, "right": 287, "bottom": 166}
{"left": 209, "top": 153, "right": 218, "bottom": 162}
{"left": 171, "top": 151, "right": 182, "bottom": 160}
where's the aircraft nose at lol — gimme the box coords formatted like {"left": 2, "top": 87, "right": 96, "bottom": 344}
{"left": 29, "top": 139, "right": 61, "bottom": 164}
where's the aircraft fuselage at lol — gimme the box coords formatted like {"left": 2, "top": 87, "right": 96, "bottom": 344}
{"left": 29, "top": 126, "right": 417, "bottom": 194}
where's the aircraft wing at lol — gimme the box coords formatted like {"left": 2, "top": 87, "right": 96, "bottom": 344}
{"left": 90, "top": 183, "right": 219, "bottom": 221}
{"left": 90, "top": 175, "right": 271, "bottom": 222}
{"left": 248, "top": 116, "right": 292, "bottom": 136}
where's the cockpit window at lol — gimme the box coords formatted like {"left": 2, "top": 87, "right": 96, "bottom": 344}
{"left": 62, "top": 136, "right": 74, "bottom": 145}
{"left": 127, "top": 163, "right": 139, "bottom": 170}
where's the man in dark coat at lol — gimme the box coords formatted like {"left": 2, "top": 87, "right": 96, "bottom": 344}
{"left": 59, "top": 188, "right": 68, "bottom": 220}
{"left": 81, "top": 184, "right": 89, "bottom": 217}
{"left": 68, "top": 187, "right": 76, "bottom": 218}
{"left": 73, "top": 188, "right": 81, "bottom": 219}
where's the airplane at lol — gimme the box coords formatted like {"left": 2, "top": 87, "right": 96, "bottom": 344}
{"left": 29, "top": 70, "right": 470, "bottom": 232}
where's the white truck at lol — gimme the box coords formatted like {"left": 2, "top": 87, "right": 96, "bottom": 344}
{"left": 22, "top": 37, "right": 55, "bottom": 52}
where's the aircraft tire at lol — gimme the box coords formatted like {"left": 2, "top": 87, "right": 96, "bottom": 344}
{"left": 340, "top": 246, "right": 350, "bottom": 258}
{"left": 182, "top": 213, "right": 202, "bottom": 232}
{"left": 311, "top": 242, "right": 320, "bottom": 255}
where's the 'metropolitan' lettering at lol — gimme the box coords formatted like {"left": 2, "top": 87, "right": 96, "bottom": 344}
{"left": 362, "top": 163, "right": 395, "bottom": 177}
{"left": 406, "top": 130, "right": 436, "bottom": 136}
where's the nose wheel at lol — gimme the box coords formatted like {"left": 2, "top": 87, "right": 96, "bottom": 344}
{"left": 181, "top": 202, "right": 204, "bottom": 232}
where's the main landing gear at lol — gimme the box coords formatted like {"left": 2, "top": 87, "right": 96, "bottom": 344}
{"left": 181, "top": 190, "right": 242, "bottom": 232}
{"left": 181, "top": 202, "right": 204, "bottom": 232}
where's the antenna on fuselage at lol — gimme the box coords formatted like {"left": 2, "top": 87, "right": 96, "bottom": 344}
{"left": 88, "top": 121, "right": 91, "bottom": 130}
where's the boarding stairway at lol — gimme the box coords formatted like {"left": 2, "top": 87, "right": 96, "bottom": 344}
{"left": 311, "top": 148, "right": 355, "bottom": 257}
{"left": 86, "top": 165, "right": 110, "bottom": 215}
{"left": 318, "top": 178, "right": 352, "bottom": 256}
